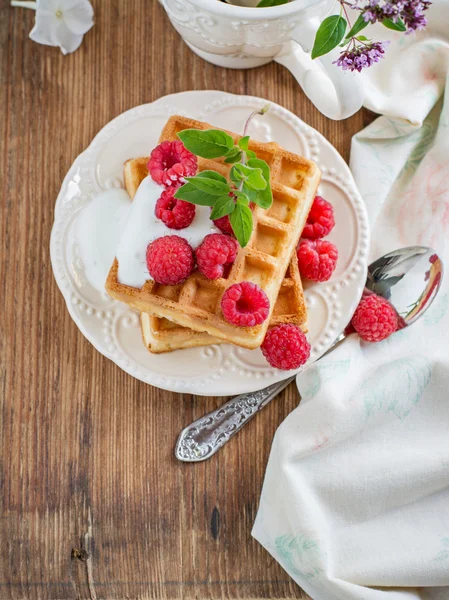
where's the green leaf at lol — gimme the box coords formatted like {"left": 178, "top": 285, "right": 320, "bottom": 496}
{"left": 196, "top": 170, "right": 228, "bottom": 184}
{"left": 356, "top": 35, "right": 370, "bottom": 41}
{"left": 247, "top": 158, "right": 272, "bottom": 209}
{"left": 345, "top": 13, "right": 368, "bottom": 40}
{"left": 246, "top": 149, "right": 257, "bottom": 159}
{"left": 238, "top": 136, "right": 250, "bottom": 151}
{"left": 257, "top": 0, "right": 289, "bottom": 5}
{"left": 234, "top": 191, "right": 250, "bottom": 206}
{"left": 177, "top": 129, "right": 234, "bottom": 159}
{"left": 311, "top": 15, "right": 347, "bottom": 60}
{"left": 245, "top": 169, "right": 267, "bottom": 191}
{"left": 184, "top": 175, "right": 230, "bottom": 196}
{"left": 382, "top": 17, "right": 406, "bottom": 31}
{"left": 230, "top": 203, "right": 253, "bottom": 248}
{"left": 224, "top": 150, "right": 243, "bottom": 164}
{"left": 242, "top": 183, "right": 259, "bottom": 205}
{"left": 210, "top": 196, "right": 236, "bottom": 220}
{"left": 174, "top": 183, "right": 216, "bottom": 206}
{"left": 224, "top": 145, "right": 239, "bottom": 156}
{"left": 231, "top": 163, "right": 265, "bottom": 187}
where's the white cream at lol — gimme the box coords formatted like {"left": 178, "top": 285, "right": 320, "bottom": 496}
{"left": 76, "top": 188, "right": 131, "bottom": 292}
{"left": 116, "top": 176, "right": 219, "bottom": 288}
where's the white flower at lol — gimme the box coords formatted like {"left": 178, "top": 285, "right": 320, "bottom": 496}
{"left": 11, "top": 0, "right": 94, "bottom": 55}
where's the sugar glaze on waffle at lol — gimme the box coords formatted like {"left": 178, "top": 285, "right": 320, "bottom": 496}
{"left": 106, "top": 116, "right": 321, "bottom": 349}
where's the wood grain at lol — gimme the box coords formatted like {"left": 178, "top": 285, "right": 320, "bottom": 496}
{"left": 0, "top": 1, "right": 375, "bottom": 598}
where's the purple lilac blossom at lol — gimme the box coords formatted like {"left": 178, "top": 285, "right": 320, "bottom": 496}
{"left": 333, "top": 41, "right": 389, "bottom": 72}
{"left": 357, "top": 0, "right": 431, "bottom": 31}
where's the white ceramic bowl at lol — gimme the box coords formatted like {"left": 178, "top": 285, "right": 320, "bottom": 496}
{"left": 159, "top": 0, "right": 364, "bottom": 120}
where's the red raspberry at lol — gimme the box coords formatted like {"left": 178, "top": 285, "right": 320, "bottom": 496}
{"left": 196, "top": 234, "right": 238, "bottom": 280}
{"left": 155, "top": 187, "right": 196, "bottom": 230}
{"left": 212, "top": 196, "right": 255, "bottom": 237}
{"left": 221, "top": 282, "right": 270, "bottom": 327}
{"left": 213, "top": 214, "right": 234, "bottom": 236}
{"left": 302, "top": 196, "right": 335, "bottom": 239}
{"left": 351, "top": 294, "right": 398, "bottom": 342}
{"left": 297, "top": 239, "right": 338, "bottom": 282}
{"left": 147, "top": 141, "right": 197, "bottom": 187}
{"left": 261, "top": 324, "right": 311, "bottom": 370}
{"left": 146, "top": 236, "right": 194, "bottom": 285}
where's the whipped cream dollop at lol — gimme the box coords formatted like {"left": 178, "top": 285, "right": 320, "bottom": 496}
{"left": 76, "top": 188, "right": 131, "bottom": 292}
{"left": 116, "top": 176, "right": 219, "bottom": 288}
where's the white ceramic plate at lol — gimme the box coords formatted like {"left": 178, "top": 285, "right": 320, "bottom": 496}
{"left": 50, "top": 91, "right": 369, "bottom": 396}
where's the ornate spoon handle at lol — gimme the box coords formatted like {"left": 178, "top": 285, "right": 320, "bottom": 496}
{"left": 175, "top": 333, "right": 346, "bottom": 462}
{"left": 175, "top": 376, "right": 296, "bottom": 462}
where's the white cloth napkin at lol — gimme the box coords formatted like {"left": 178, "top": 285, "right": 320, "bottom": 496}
{"left": 252, "top": 3, "right": 449, "bottom": 598}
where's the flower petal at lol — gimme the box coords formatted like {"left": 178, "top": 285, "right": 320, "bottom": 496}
{"left": 63, "top": 0, "right": 94, "bottom": 35}
{"left": 29, "top": 10, "right": 60, "bottom": 48}
{"left": 54, "top": 19, "right": 83, "bottom": 54}
{"left": 36, "top": 0, "right": 61, "bottom": 11}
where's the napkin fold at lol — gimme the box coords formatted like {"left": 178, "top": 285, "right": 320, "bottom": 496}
{"left": 252, "top": 3, "right": 449, "bottom": 598}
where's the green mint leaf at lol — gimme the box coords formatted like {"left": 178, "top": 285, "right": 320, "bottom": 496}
{"left": 177, "top": 129, "right": 234, "bottom": 159}
{"left": 231, "top": 163, "right": 265, "bottom": 187}
{"left": 238, "top": 136, "right": 250, "bottom": 151}
{"left": 242, "top": 183, "right": 259, "bottom": 205}
{"left": 345, "top": 13, "right": 368, "bottom": 39}
{"left": 245, "top": 149, "right": 257, "bottom": 159}
{"left": 234, "top": 191, "right": 250, "bottom": 206}
{"left": 230, "top": 164, "right": 246, "bottom": 183}
{"left": 210, "top": 196, "right": 236, "bottom": 220}
{"left": 196, "top": 170, "right": 228, "bottom": 184}
{"left": 224, "top": 145, "right": 239, "bottom": 156}
{"left": 184, "top": 175, "right": 230, "bottom": 196}
{"left": 257, "top": 0, "right": 289, "bottom": 6}
{"left": 245, "top": 168, "right": 267, "bottom": 191}
{"left": 382, "top": 17, "right": 406, "bottom": 31}
{"left": 174, "top": 183, "right": 216, "bottom": 206}
{"left": 247, "top": 158, "right": 272, "bottom": 209}
{"left": 230, "top": 203, "right": 253, "bottom": 248}
{"left": 224, "top": 150, "right": 243, "bottom": 164}
{"left": 311, "top": 15, "right": 347, "bottom": 60}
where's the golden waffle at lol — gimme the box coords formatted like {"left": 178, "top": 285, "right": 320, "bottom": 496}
{"left": 121, "top": 157, "right": 308, "bottom": 354}
{"left": 140, "top": 256, "right": 306, "bottom": 353}
{"left": 106, "top": 115, "right": 321, "bottom": 349}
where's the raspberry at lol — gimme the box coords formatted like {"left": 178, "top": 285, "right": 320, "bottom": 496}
{"left": 196, "top": 234, "right": 238, "bottom": 280}
{"left": 302, "top": 196, "right": 335, "bottom": 239}
{"left": 155, "top": 187, "right": 196, "bottom": 230}
{"left": 221, "top": 282, "right": 270, "bottom": 327}
{"left": 261, "top": 324, "right": 311, "bottom": 370}
{"left": 212, "top": 197, "right": 255, "bottom": 237}
{"left": 297, "top": 239, "right": 338, "bottom": 282}
{"left": 351, "top": 294, "right": 398, "bottom": 342}
{"left": 147, "top": 141, "right": 197, "bottom": 187}
{"left": 213, "top": 214, "right": 234, "bottom": 236}
{"left": 146, "top": 236, "right": 194, "bottom": 285}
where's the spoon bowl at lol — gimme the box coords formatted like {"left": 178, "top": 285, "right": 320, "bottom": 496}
{"left": 175, "top": 245, "right": 444, "bottom": 462}
{"left": 366, "top": 246, "right": 443, "bottom": 326}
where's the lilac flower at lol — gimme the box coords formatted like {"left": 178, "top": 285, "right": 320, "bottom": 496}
{"left": 402, "top": 0, "right": 431, "bottom": 31}
{"left": 358, "top": 0, "right": 431, "bottom": 31}
{"left": 333, "top": 41, "right": 389, "bottom": 72}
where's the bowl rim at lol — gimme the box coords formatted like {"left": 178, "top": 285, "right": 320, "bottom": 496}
{"left": 163, "top": 0, "right": 323, "bottom": 21}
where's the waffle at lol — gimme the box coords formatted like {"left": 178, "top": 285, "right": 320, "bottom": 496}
{"left": 106, "top": 115, "right": 321, "bottom": 349}
{"left": 140, "top": 254, "right": 306, "bottom": 353}
{"left": 121, "top": 157, "right": 308, "bottom": 353}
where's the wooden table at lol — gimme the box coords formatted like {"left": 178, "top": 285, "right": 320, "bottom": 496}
{"left": 1, "top": 2, "right": 374, "bottom": 598}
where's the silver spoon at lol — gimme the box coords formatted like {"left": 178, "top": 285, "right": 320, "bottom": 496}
{"left": 176, "top": 246, "right": 443, "bottom": 462}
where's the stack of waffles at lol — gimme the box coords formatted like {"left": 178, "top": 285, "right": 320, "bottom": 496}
{"left": 106, "top": 116, "right": 321, "bottom": 354}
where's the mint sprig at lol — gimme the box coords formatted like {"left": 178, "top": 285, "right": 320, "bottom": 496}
{"left": 174, "top": 106, "right": 272, "bottom": 248}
